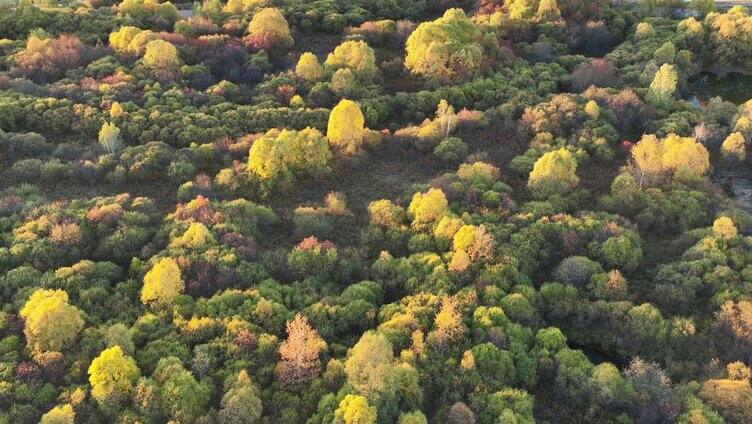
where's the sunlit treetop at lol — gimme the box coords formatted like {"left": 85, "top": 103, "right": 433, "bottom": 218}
{"left": 405, "top": 8, "right": 490, "bottom": 82}
{"left": 141, "top": 257, "right": 184, "bottom": 306}
{"left": 296, "top": 52, "right": 325, "bottom": 82}
{"left": 632, "top": 133, "right": 710, "bottom": 177}
{"left": 408, "top": 188, "right": 449, "bottom": 227}
{"left": 528, "top": 148, "right": 579, "bottom": 197}
{"left": 327, "top": 99, "right": 366, "bottom": 155}
{"left": 713, "top": 216, "right": 738, "bottom": 239}
{"left": 247, "top": 7, "right": 293, "bottom": 50}
{"left": 20, "top": 289, "right": 84, "bottom": 353}
{"left": 142, "top": 39, "right": 180, "bottom": 70}
{"left": 325, "top": 40, "right": 377, "bottom": 81}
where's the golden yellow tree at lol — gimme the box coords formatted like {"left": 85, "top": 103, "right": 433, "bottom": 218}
{"left": 141, "top": 257, "right": 184, "bottom": 305}
{"left": 295, "top": 52, "right": 324, "bottom": 82}
{"left": 109, "top": 26, "right": 142, "bottom": 52}
{"left": 334, "top": 394, "right": 377, "bottom": 424}
{"left": 434, "top": 296, "right": 465, "bottom": 345}
{"left": 170, "top": 222, "right": 215, "bottom": 249}
{"left": 722, "top": 132, "right": 746, "bottom": 161}
{"left": 20, "top": 289, "right": 84, "bottom": 353}
{"left": 325, "top": 40, "right": 377, "bottom": 81}
{"left": 88, "top": 346, "right": 141, "bottom": 411}
{"left": 142, "top": 39, "right": 180, "bottom": 70}
{"left": 40, "top": 404, "right": 75, "bottom": 424}
{"left": 327, "top": 99, "right": 365, "bottom": 155}
{"left": 660, "top": 133, "right": 710, "bottom": 175}
{"left": 631, "top": 133, "right": 710, "bottom": 184}
{"left": 713, "top": 216, "right": 738, "bottom": 238}
{"left": 528, "top": 148, "right": 579, "bottom": 197}
{"left": 408, "top": 188, "right": 448, "bottom": 227}
{"left": 247, "top": 7, "right": 293, "bottom": 49}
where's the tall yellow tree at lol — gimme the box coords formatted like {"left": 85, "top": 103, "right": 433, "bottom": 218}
{"left": 528, "top": 148, "right": 579, "bottom": 197}
{"left": 20, "top": 289, "right": 84, "bottom": 353}
{"left": 327, "top": 99, "right": 365, "bottom": 155}
{"left": 141, "top": 257, "right": 184, "bottom": 306}
{"left": 247, "top": 7, "right": 293, "bottom": 50}
{"left": 325, "top": 40, "right": 377, "bottom": 81}
{"left": 295, "top": 52, "right": 324, "bottom": 82}
{"left": 408, "top": 188, "right": 448, "bottom": 227}
{"left": 405, "top": 9, "right": 487, "bottom": 82}
{"left": 142, "top": 39, "right": 180, "bottom": 70}
{"left": 88, "top": 346, "right": 141, "bottom": 412}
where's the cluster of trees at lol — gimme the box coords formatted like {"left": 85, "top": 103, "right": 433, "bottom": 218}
{"left": 4, "top": 0, "right": 752, "bottom": 423}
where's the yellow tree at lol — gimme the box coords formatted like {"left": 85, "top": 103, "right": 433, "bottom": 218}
{"left": 295, "top": 52, "right": 324, "bottom": 82}
{"left": 649, "top": 64, "right": 678, "bottom": 97}
{"left": 170, "top": 222, "right": 215, "bottom": 250}
{"left": 325, "top": 40, "right": 377, "bottom": 81}
{"left": 631, "top": 133, "right": 709, "bottom": 184}
{"left": 334, "top": 394, "right": 377, "bottom": 424}
{"left": 327, "top": 99, "right": 366, "bottom": 155}
{"left": 109, "top": 26, "right": 143, "bottom": 52}
{"left": 713, "top": 216, "right": 738, "bottom": 238}
{"left": 141, "top": 257, "right": 184, "bottom": 306}
{"left": 722, "top": 132, "right": 746, "bottom": 161}
{"left": 408, "top": 188, "right": 448, "bottom": 227}
{"left": 345, "top": 331, "right": 398, "bottom": 403}
{"left": 536, "top": 0, "right": 562, "bottom": 21}
{"left": 88, "top": 346, "right": 141, "bottom": 412}
{"left": 405, "top": 9, "right": 487, "bottom": 82}
{"left": 661, "top": 133, "right": 710, "bottom": 175}
{"left": 528, "top": 148, "right": 579, "bottom": 197}
{"left": 247, "top": 7, "right": 293, "bottom": 50}
{"left": 434, "top": 296, "right": 465, "bottom": 346}
{"left": 631, "top": 134, "right": 664, "bottom": 187}
{"left": 142, "top": 39, "right": 180, "bottom": 70}
{"left": 247, "top": 127, "right": 332, "bottom": 187}
{"left": 40, "top": 404, "right": 75, "bottom": 424}
{"left": 99, "top": 122, "right": 122, "bottom": 154}
{"left": 20, "top": 289, "right": 84, "bottom": 353}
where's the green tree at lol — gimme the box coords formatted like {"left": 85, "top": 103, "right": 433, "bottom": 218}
{"left": 345, "top": 331, "right": 398, "bottom": 403}
{"left": 247, "top": 127, "right": 332, "bottom": 188}
{"left": 218, "top": 370, "right": 263, "bottom": 424}
{"left": 151, "top": 356, "right": 211, "bottom": 422}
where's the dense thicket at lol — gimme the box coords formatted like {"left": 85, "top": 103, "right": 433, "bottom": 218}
{"left": 2, "top": 0, "right": 752, "bottom": 423}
